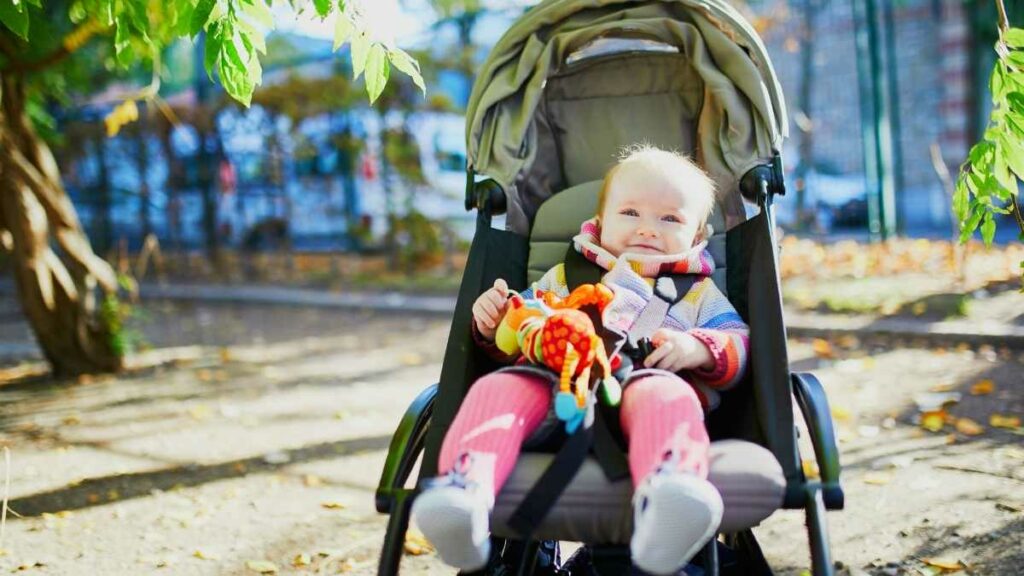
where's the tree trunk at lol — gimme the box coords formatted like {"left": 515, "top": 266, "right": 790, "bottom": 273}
{"left": 0, "top": 74, "right": 122, "bottom": 376}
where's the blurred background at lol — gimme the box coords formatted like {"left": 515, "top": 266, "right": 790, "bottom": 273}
{"left": 0, "top": 0, "right": 1022, "bottom": 574}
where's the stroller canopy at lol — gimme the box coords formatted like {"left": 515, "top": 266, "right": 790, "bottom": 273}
{"left": 465, "top": 0, "right": 789, "bottom": 233}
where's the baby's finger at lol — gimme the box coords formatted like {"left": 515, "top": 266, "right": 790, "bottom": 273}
{"left": 485, "top": 289, "right": 508, "bottom": 308}
{"left": 667, "top": 355, "right": 688, "bottom": 373}
{"left": 493, "top": 278, "right": 509, "bottom": 297}
{"left": 645, "top": 341, "right": 674, "bottom": 368}
{"left": 651, "top": 329, "right": 671, "bottom": 346}
{"left": 480, "top": 298, "right": 500, "bottom": 323}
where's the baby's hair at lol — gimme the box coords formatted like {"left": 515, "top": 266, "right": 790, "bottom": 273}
{"left": 596, "top": 144, "right": 717, "bottom": 231}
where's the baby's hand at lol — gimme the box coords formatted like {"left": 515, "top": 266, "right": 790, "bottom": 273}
{"left": 644, "top": 329, "right": 715, "bottom": 372}
{"left": 472, "top": 279, "right": 510, "bottom": 341}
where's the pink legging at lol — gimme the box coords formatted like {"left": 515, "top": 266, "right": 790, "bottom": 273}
{"left": 437, "top": 371, "right": 709, "bottom": 497}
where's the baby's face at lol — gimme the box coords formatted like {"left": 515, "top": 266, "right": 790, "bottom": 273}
{"left": 598, "top": 166, "right": 705, "bottom": 257}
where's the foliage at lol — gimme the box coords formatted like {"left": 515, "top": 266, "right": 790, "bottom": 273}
{"left": 956, "top": 19, "right": 1024, "bottom": 284}
{"left": 0, "top": 0, "right": 426, "bottom": 134}
{"left": 393, "top": 209, "right": 444, "bottom": 272}
{"left": 99, "top": 274, "right": 147, "bottom": 356}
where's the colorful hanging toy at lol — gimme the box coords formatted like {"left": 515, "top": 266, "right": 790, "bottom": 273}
{"left": 495, "top": 284, "right": 621, "bottom": 432}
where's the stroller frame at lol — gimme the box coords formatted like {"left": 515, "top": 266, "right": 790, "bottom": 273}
{"left": 375, "top": 160, "right": 844, "bottom": 576}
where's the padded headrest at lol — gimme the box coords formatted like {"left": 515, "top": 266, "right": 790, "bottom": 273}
{"left": 527, "top": 180, "right": 728, "bottom": 290}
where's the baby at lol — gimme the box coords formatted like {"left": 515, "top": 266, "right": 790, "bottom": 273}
{"left": 412, "top": 145, "right": 750, "bottom": 575}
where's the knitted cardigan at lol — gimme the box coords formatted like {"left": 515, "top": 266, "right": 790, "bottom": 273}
{"left": 475, "top": 218, "right": 750, "bottom": 410}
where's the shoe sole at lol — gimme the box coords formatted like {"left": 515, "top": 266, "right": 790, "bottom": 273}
{"left": 411, "top": 487, "right": 492, "bottom": 571}
{"left": 630, "top": 475, "right": 724, "bottom": 575}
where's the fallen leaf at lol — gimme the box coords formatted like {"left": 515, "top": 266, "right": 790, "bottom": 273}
{"left": 920, "top": 411, "right": 946, "bottom": 432}
{"left": 920, "top": 557, "right": 967, "bottom": 571}
{"left": 955, "top": 418, "right": 985, "bottom": 436}
{"left": 863, "top": 472, "right": 892, "bottom": 485}
{"left": 990, "top": 414, "right": 1021, "bottom": 429}
{"left": 928, "top": 382, "right": 957, "bottom": 393}
{"left": 830, "top": 405, "right": 853, "bottom": 422}
{"left": 321, "top": 501, "right": 346, "bottom": 509}
{"left": 970, "top": 379, "right": 995, "bottom": 395}
{"left": 811, "top": 338, "right": 834, "bottom": 359}
{"left": 995, "top": 502, "right": 1022, "bottom": 512}
{"left": 404, "top": 527, "right": 435, "bottom": 556}
{"left": 400, "top": 353, "right": 424, "bottom": 366}
{"left": 193, "top": 550, "right": 218, "bottom": 560}
{"left": 219, "top": 347, "right": 233, "bottom": 363}
{"left": 802, "top": 459, "right": 820, "bottom": 479}
{"left": 62, "top": 414, "right": 81, "bottom": 425}
{"left": 292, "top": 553, "right": 312, "bottom": 567}
{"left": 246, "top": 560, "right": 279, "bottom": 574}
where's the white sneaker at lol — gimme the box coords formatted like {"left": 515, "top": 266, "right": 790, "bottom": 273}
{"left": 630, "top": 472, "right": 723, "bottom": 575}
{"left": 411, "top": 474, "right": 493, "bottom": 571}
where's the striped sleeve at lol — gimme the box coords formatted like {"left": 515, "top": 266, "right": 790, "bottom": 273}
{"left": 681, "top": 278, "right": 749, "bottom": 390}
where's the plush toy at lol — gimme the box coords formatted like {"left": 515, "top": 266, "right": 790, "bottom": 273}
{"left": 495, "top": 284, "right": 620, "bottom": 432}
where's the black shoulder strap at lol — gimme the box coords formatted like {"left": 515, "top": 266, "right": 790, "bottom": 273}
{"left": 563, "top": 243, "right": 602, "bottom": 289}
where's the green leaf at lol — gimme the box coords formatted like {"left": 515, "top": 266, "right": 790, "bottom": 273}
{"left": 191, "top": 0, "right": 217, "bottom": 37}
{"left": 1001, "top": 132, "right": 1024, "bottom": 180}
{"left": 994, "top": 141, "right": 1017, "bottom": 193}
{"left": 350, "top": 31, "right": 370, "bottom": 79}
{"left": 1008, "top": 51, "right": 1024, "bottom": 69}
{"left": 365, "top": 43, "right": 389, "bottom": 103}
{"left": 114, "top": 14, "right": 134, "bottom": 67}
{"left": 968, "top": 141, "right": 993, "bottom": 167}
{"left": 238, "top": 29, "right": 254, "bottom": 60}
{"left": 389, "top": 47, "right": 425, "bottom": 93}
{"left": 224, "top": 30, "right": 247, "bottom": 70}
{"left": 243, "top": 0, "right": 273, "bottom": 28}
{"left": 980, "top": 211, "right": 996, "bottom": 246}
{"left": 992, "top": 62, "right": 1006, "bottom": 101}
{"left": 313, "top": 0, "right": 332, "bottom": 18}
{"left": 174, "top": 1, "right": 195, "bottom": 36}
{"left": 204, "top": 22, "right": 222, "bottom": 81}
{"left": 1006, "top": 28, "right": 1024, "bottom": 49}
{"left": 959, "top": 205, "right": 984, "bottom": 242}
{"left": 333, "top": 12, "right": 353, "bottom": 51}
{"left": 235, "top": 17, "right": 266, "bottom": 54}
{"left": 69, "top": 0, "right": 87, "bottom": 23}
{"left": 0, "top": 0, "right": 30, "bottom": 41}
{"left": 1008, "top": 92, "right": 1024, "bottom": 115}
{"left": 953, "top": 177, "right": 970, "bottom": 221}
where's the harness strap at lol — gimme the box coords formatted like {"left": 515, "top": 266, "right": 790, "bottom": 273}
{"left": 506, "top": 417, "right": 594, "bottom": 537}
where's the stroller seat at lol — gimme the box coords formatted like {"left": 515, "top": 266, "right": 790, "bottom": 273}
{"left": 492, "top": 440, "right": 785, "bottom": 543}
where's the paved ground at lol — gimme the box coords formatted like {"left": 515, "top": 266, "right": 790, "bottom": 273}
{"left": 0, "top": 301, "right": 1022, "bottom": 575}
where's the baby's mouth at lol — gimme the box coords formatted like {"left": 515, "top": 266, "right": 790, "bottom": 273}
{"left": 627, "top": 243, "right": 662, "bottom": 253}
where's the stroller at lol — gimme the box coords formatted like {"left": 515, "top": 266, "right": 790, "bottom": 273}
{"left": 376, "top": 0, "right": 844, "bottom": 574}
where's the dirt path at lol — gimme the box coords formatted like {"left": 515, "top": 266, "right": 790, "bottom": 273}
{"left": 0, "top": 302, "right": 1021, "bottom": 575}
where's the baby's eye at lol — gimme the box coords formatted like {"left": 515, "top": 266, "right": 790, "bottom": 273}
{"left": 619, "top": 208, "right": 639, "bottom": 217}
{"left": 661, "top": 214, "right": 682, "bottom": 223}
